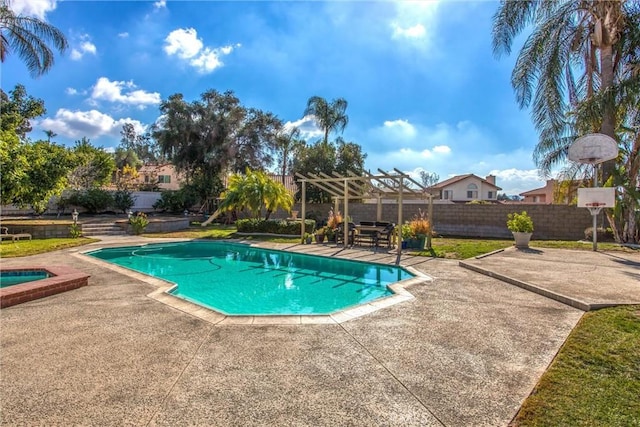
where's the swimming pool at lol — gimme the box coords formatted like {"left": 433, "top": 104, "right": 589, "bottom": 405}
{"left": 87, "top": 242, "right": 414, "bottom": 315}
{"left": 1, "top": 270, "right": 50, "bottom": 288}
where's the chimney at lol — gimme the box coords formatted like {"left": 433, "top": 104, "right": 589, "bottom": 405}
{"left": 485, "top": 175, "right": 496, "bottom": 185}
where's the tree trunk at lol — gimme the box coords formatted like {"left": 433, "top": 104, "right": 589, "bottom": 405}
{"left": 599, "top": 43, "right": 616, "bottom": 183}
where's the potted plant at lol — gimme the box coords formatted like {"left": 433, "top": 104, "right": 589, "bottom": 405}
{"left": 315, "top": 227, "right": 326, "bottom": 243}
{"left": 303, "top": 232, "right": 313, "bottom": 244}
{"left": 409, "top": 209, "right": 432, "bottom": 250}
{"left": 507, "top": 211, "right": 534, "bottom": 248}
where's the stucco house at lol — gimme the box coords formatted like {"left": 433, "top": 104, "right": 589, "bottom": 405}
{"left": 136, "top": 164, "right": 184, "bottom": 191}
{"left": 429, "top": 174, "right": 501, "bottom": 203}
{"left": 520, "top": 179, "right": 579, "bottom": 204}
{"left": 520, "top": 179, "right": 555, "bottom": 204}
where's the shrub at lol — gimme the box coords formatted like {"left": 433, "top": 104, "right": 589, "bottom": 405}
{"left": 235, "top": 219, "right": 316, "bottom": 235}
{"left": 69, "top": 223, "right": 82, "bottom": 238}
{"left": 113, "top": 190, "right": 135, "bottom": 214}
{"left": 153, "top": 189, "right": 199, "bottom": 213}
{"left": 70, "top": 189, "right": 114, "bottom": 214}
{"left": 507, "top": 211, "right": 534, "bottom": 233}
{"left": 129, "top": 212, "right": 149, "bottom": 235}
{"left": 327, "top": 209, "right": 343, "bottom": 229}
{"left": 409, "top": 209, "right": 432, "bottom": 237}
{"left": 584, "top": 227, "right": 615, "bottom": 242}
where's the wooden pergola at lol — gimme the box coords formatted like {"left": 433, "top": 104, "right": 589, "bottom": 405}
{"left": 295, "top": 168, "right": 438, "bottom": 256}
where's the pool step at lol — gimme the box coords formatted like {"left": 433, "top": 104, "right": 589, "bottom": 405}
{"left": 81, "top": 222, "right": 128, "bottom": 236}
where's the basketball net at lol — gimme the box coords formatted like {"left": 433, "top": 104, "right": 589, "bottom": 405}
{"left": 585, "top": 202, "right": 604, "bottom": 215}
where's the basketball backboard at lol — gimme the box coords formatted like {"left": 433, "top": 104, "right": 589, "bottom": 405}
{"left": 568, "top": 133, "right": 618, "bottom": 164}
{"left": 577, "top": 187, "right": 615, "bottom": 208}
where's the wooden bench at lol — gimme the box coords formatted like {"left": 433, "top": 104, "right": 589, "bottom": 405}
{"left": 1, "top": 227, "right": 32, "bottom": 242}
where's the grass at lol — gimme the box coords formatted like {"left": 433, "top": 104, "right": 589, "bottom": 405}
{"left": 142, "top": 224, "right": 301, "bottom": 244}
{"left": 513, "top": 305, "right": 640, "bottom": 427}
{"left": 410, "top": 237, "right": 637, "bottom": 259}
{"left": 0, "top": 238, "right": 99, "bottom": 258}
{"left": 141, "top": 224, "right": 238, "bottom": 239}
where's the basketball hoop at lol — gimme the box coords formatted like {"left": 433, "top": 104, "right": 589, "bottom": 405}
{"left": 585, "top": 202, "right": 605, "bottom": 215}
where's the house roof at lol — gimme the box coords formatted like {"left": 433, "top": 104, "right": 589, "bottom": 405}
{"left": 430, "top": 174, "right": 502, "bottom": 190}
{"left": 520, "top": 186, "right": 547, "bottom": 196}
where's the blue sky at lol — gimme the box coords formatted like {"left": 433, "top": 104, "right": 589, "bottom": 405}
{"left": 4, "top": 0, "right": 549, "bottom": 195}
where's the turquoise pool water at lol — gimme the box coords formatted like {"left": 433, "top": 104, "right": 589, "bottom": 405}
{"left": 1, "top": 270, "right": 50, "bottom": 288}
{"left": 87, "top": 242, "right": 413, "bottom": 315}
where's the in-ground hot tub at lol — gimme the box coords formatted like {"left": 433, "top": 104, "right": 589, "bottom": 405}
{"left": 0, "top": 266, "right": 90, "bottom": 308}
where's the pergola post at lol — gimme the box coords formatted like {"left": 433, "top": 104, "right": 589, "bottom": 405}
{"left": 301, "top": 181, "right": 306, "bottom": 243}
{"left": 397, "top": 177, "right": 403, "bottom": 256}
{"left": 427, "top": 193, "right": 433, "bottom": 250}
{"left": 376, "top": 194, "right": 382, "bottom": 221}
{"left": 343, "top": 179, "right": 349, "bottom": 247}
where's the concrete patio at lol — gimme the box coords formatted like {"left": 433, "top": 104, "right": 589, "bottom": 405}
{"left": 1, "top": 238, "right": 638, "bottom": 426}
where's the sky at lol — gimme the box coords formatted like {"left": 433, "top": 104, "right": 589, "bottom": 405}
{"left": 3, "top": 0, "right": 551, "bottom": 196}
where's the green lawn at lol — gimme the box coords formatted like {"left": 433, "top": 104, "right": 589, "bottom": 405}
{"left": 513, "top": 305, "right": 640, "bottom": 427}
{"left": 410, "top": 237, "right": 635, "bottom": 259}
{"left": 0, "top": 237, "right": 99, "bottom": 258}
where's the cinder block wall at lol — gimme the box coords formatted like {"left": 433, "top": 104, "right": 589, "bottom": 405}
{"left": 279, "top": 203, "right": 596, "bottom": 240}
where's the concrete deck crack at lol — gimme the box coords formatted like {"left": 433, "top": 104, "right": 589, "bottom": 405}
{"left": 145, "top": 325, "right": 216, "bottom": 426}
{"left": 338, "top": 322, "right": 447, "bottom": 427}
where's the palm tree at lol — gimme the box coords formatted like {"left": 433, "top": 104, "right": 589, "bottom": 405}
{"left": 492, "top": 0, "right": 630, "bottom": 177}
{"left": 43, "top": 129, "right": 56, "bottom": 142}
{"left": 0, "top": 0, "right": 68, "bottom": 77}
{"left": 303, "top": 96, "right": 348, "bottom": 146}
{"left": 274, "top": 125, "right": 303, "bottom": 185}
{"left": 493, "top": 0, "right": 640, "bottom": 243}
{"left": 214, "top": 169, "right": 293, "bottom": 220}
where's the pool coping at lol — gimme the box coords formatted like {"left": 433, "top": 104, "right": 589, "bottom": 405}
{"left": 75, "top": 242, "right": 433, "bottom": 325}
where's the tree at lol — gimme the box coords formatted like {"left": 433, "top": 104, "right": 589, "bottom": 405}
{"left": 0, "top": 129, "right": 28, "bottom": 205}
{"left": 303, "top": 96, "right": 349, "bottom": 146}
{"left": 68, "top": 137, "right": 116, "bottom": 190}
{"left": 419, "top": 171, "right": 440, "bottom": 188}
{"left": 1, "top": 84, "right": 45, "bottom": 139}
{"left": 43, "top": 129, "right": 56, "bottom": 142}
{"left": 154, "top": 89, "right": 283, "bottom": 204}
{"left": 214, "top": 169, "right": 293, "bottom": 220}
{"left": 1, "top": 140, "right": 74, "bottom": 214}
{"left": 274, "top": 125, "right": 303, "bottom": 185}
{"left": 0, "top": 0, "right": 68, "bottom": 77}
{"left": 119, "top": 123, "right": 162, "bottom": 164}
{"left": 492, "top": 0, "right": 630, "bottom": 178}
{"left": 290, "top": 137, "right": 367, "bottom": 203}
{"left": 335, "top": 137, "right": 367, "bottom": 176}
{"left": 231, "top": 108, "right": 281, "bottom": 173}
{"left": 493, "top": 0, "right": 640, "bottom": 243}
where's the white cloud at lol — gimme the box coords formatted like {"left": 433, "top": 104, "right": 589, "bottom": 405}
{"left": 390, "top": 1, "right": 439, "bottom": 48}
{"left": 153, "top": 0, "right": 166, "bottom": 8}
{"left": 9, "top": 0, "right": 57, "bottom": 19}
{"left": 164, "top": 28, "right": 203, "bottom": 59}
{"left": 392, "top": 23, "right": 426, "bottom": 39}
{"left": 164, "top": 28, "right": 240, "bottom": 74}
{"left": 70, "top": 35, "right": 97, "bottom": 61}
{"left": 118, "top": 32, "right": 129, "bottom": 38}
{"left": 66, "top": 87, "right": 78, "bottom": 95}
{"left": 284, "top": 116, "right": 324, "bottom": 141}
{"left": 38, "top": 109, "right": 146, "bottom": 139}
{"left": 488, "top": 168, "right": 545, "bottom": 195}
{"left": 383, "top": 119, "right": 417, "bottom": 138}
{"left": 90, "top": 77, "right": 161, "bottom": 108}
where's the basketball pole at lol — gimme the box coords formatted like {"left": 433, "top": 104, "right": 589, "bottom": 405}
{"left": 592, "top": 164, "right": 598, "bottom": 252}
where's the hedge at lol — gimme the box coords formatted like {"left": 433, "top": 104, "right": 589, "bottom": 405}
{"left": 235, "top": 219, "right": 316, "bottom": 235}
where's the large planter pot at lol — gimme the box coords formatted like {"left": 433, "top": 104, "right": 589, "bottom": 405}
{"left": 512, "top": 232, "right": 532, "bottom": 249}
{"left": 315, "top": 234, "right": 326, "bottom": 244}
